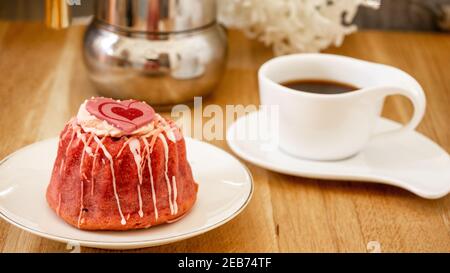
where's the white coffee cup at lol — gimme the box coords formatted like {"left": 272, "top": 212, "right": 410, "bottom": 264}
{"left": 258, "top": 53, "right": 426, "bottom": 161}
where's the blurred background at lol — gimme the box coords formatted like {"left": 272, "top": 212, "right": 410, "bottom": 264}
{"left": 0, "top": 0, "right": 448, "bottom": 107}
{"left": 1, "top": 0, "right": 450, "bottom": 31}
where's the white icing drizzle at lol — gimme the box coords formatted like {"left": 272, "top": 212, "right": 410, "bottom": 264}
{"left": 158, "top": 134, "right": 174, "bottom": 215}
{"left": 128, "top": 138, "right": 144, "bottom": 218}
{"left": 65, "top": 129, "right": 76, "bottom": 156}
{"left": 155, "top": 114, "right": 177, "bottom": 142}
{"left": 142, "top": 137, "right": 159, "bottom": 221}
{"left": 129, "top": 139, "right": 143, "bottom": 185}
{"left": 164, "top": 127, "right": 176, "bottom": 142}
{"left": 60, "top": 127, "right": 76, "bottom": 177}
{"left": 77, "top": 130, "right": 93, "bottom": 157}
{"left": 154, "top": 117, "right": 179, "bottom": 215}
{"left": 143, "top": 127, "right": 163, "bottom": 139}
{"left": 136, "top": 185, "right": 144, "bottom": 218}
{"left": 77, "top": 134, "right": 93, "bottom": 228}
{"left": 78, "top": 134, "right": 93, "bottom": 175}
{"left": 90, "top": 136, "right": 104, "bottom": 195}
{"left": 93, "top": 136, "right": 126, "bottom": 225}
{"left": 116, "top": 137, "right": 132, "bottom": 158}
{"left": 172, "top": 176, "right": 178, "bottom": 214}
{"left": 115, "top": 138, "right": 147, "bottom": 218}
{"left": 77, "top": 178, "right": 84, "bottom": 228}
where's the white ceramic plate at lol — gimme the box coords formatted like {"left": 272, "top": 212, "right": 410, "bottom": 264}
{"left": 0, "top": 138, "right": 253, "bottom": 249}
{"left": 227, "top": 111, "right": 450, "bottom": 199}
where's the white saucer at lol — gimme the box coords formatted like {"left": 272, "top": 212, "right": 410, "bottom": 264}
{"left": 0, "top": 138, "right": 253, "bottom": 249}
{"left": 227, "top": 111, "right": 450, "bottom": 199}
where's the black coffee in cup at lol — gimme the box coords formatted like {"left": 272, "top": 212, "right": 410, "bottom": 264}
{"left": 281, "top": 79, "right": 358, "bottom": 94}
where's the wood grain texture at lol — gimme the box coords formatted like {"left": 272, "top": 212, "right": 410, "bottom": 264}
{"left": 0, "top": 22, "right": 449, "bottom": 253}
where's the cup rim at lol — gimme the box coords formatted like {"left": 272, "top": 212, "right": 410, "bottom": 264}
{"left": 258, "top": 53, "right": 421, "bottom": 100}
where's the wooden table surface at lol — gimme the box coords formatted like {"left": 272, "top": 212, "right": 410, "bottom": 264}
{"left": 0, "top": 22, "right": 449, "bottom": 253}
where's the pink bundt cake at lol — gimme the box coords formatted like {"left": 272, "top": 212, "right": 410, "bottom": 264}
{"left": 46, "top": 97, "right": 198, "bottom": 230}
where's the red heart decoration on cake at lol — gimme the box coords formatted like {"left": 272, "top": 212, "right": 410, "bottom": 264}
{"left": 111, "top": 107, "right": 143, "bottom": 121}
{"left": 86, "top": 98, "right": 155, "bottom": 133}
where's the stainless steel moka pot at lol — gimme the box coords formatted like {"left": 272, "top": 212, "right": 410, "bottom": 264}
{"left": 46, "top": 0, "right": 227, "bottom": 107}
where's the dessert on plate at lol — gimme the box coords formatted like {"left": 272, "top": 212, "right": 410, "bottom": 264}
{"left": 46, "top": 97, "right": 198, "bottom": 230}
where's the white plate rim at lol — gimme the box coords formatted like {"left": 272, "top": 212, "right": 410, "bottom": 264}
{"left": 0, "top": 138, "right": 254, "bottom": 249}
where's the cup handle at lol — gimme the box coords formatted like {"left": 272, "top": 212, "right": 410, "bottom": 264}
{"left": 368, "top": 85, "right": 426, "bottom": 138}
